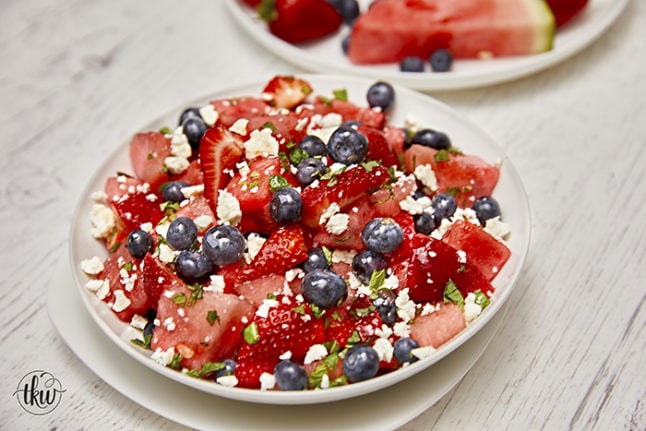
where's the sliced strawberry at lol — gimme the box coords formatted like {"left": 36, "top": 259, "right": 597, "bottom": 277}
{"left": 262, "top": 75, "right": 313, "bottom": 110}
{"left": 236, "top": 224, "right": 309, "bottom": 283}
{"left": 442, "top": 219, "right": 511, "bottom": 281}
{"left": 326, "top": 295, "right": 383, "bottom": 348}
{"left": 260, "top": 0, "right": 342, "bottom": 44}
{"left": 235, "top": 298, "right": 326, "bottom": 388}
{"left": 300, "top": 164, "right": 391, "bottom": 229}
{"left": 393, "top": 233, "right": 493, "bottom": 303}
{"left": 199, "top": 125, "right": 245, "bottom": 213}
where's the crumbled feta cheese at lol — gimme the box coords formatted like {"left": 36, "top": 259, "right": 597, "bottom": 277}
{"left": 130, "top": 314, "right": 148, "bottom": 330}
{"left": 259, "top": 373, "right": 276, "bottom": 391}
{"left": 89, "top": 204, "right": 116, "bottom": 238}
{"left": 170, "top": 129, "right": 192, "bottom": 158}
{"left": 157, "top": 243, "right": 179, "bottom": 264}
{"left": 245, "top": 233, "right": 266, "bottom": 263}
{"left": 199, "top": 104, "right": 219, "bottom": 126}
{"left": 393, "top": 321, "right": 411, "bottom": 338}
{"left": 395, "top": 288, "right": 416, "bottom": 322}
{"left": 304, "top": 344, "right": 328, "bottom": 365}
{"left": 217, "top": 375, "right": 238, "bottom": 388}
{"left": 279, "top": 351, "right": 293, "bottom": 360}
{"left": 332, "top": 249, "right": 356, "bottom": 265}
{"left": 464, "top": 292, "right": 483, "bottom": 323}
{"left": 412, "top": 346, "right": 436, "bottom": 360}
{"left": 320, "top": 374, "right": 330, "bottom": 389}
{"left": 399, "top": 195, "right": 432, "bottom": 215}
{"left": 216, "top": 189, "right": 242, "bottom": 225}
{"left": 244, "top": 128, "right": 279, "bottom": 158}
{"left": 151, "top": 347, "right": 176, "bottom": 366}
{"left": 91, "top": 190, "right": 108, "bottom": 202}
{"left": 194, "top": 214, "right": 214, "bottom": 232}
{"left": 164, "top": 156, "right": 190, "bottom": 175}
{"left": 112, "top": 290, "right": 131, "bottom": 312}
{"left": 373, "top": 337, "right": 394, "bottom": 362}
{"left": 80, "top": 256, "right": 104, "bottom": 275}
{"left": 382, "top": 274, "right": 399, "bottom": 290}
{"left": 236, "top": 160, "right": 251, "bottom": 177}
{"left": 119, "top": 269, "right": 137, "bottom": 292}
{"left": 85, "top": 279, "right": 110, "bottom": 300}
{"left": 325, "top": 212, "right": 350, "bottom": 235}
{"left": 256, "top": 298, "right": 279, "bottom": 318}
{"left": 180, "top": 184, "right": 204, "bottom": 198}
{"left": 457, "top": 250, "right": 467, "bottom": 264}
{"left": 230, "top": 118, "right": 249, "bottom": 135}
{"left": 163, "top": 317, "right": 176, "bottom": 331}
{"left": 414, "top": 164, "right": 438, "bottom": 192}
{"left": 204, "top": 275, "right": 226, "bottom": 293}
{"left": 319, "top": 202, "right": 340, "bottom": 225}
{"left": 484, "top": 216, "right": 511, "bottom": 240}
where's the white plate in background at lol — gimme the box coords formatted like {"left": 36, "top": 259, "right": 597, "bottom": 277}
{"left": 224, "top": 0, "right": 628, "bottom": 91}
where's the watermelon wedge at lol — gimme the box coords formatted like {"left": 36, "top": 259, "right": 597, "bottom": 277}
{"left": 347, "top": 0, "right": 556, "bottom": 64}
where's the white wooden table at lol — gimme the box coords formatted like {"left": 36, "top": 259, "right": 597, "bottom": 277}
{"left": 2, "top": 1, "right": 644, "bottom": 430}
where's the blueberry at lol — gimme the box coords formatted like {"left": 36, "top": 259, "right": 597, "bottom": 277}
{"left": 367, "top": 81, "right": 395, "bottom": 111}
{"left": 301, "top": 269, "right": 348, "bottom": 308}
{"left": 472, "top": 196, "right": 501, "bottom": 225}
{"left": 341, "top": 33, "right": 351, "bottom": 55}
{"left": 431, "top": 192, "right": 457, "bottom": 224}
{"left": 327, "top": 126, "right": 369, "bottom": 165}
{"left": 166, "top": 217, "right": 198, "bottom": 250}
{"left": 175, "top": 249, "right": 213, "bottom": 282}
{"left": 274, "top": 360, "right": 309, "bottom": 391}
{"left": 143, "top": 309, "right": 156, "bottom": 339}
{"left": 126, "top": 229, "right": 154, "bottom": 258}
{"left": 328, "top": 0, "right": 360, "bottom": 25}
{"left": 393, "top": 337, "right": 420, "bottom": 364}
{"left": 361, "top": 218, "right": 404, "bottom": 254}
{"left": 161, "top": 181, "right": 189, "bottom": 203}
{"left": 270, "top": 187, "right": 302, "bottom": 225}
{"left": 303, "top": 247, "right": 329, "bottom": 273}
{"left": 215, "top": 359, "right": 237, "bottom": 379}
{"left": 399, "top": 56, "right": 425, "bottom": 72}
{"left": 343, "top": 344, "right": 380, "bottom": 382}
{"left": 410, "top": 128, "right": 451, "bottom": 150}
{"left": 430, "top": 49, "right": 453, "bottom": 72}
{"left": 178, "top": 107, "right": 202, "bottom": 126}
{"left": 298, "top": 135, "right": 327, "bottom": 157}
{"left": 372, "top": 289, "right": 397, "bottom": 325}
{"left": 352, "top": 249, "right": 387, "bottom": 285}
{"left": 182, "top": 116, "right": 207, "bottom": 149}
{"left": 296, "top": 157, "right": 327, "bottom": 185}
{"left": 202, "top": 225, "right": 246, "bottom": 266}
{"left": 414, "top": 212, "right": 436, "bottom": 235}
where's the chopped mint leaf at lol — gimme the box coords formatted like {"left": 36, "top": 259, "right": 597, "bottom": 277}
{"left": 169, "top": 353, "right": 183, "bottom": 370}
{"left": 368, "top": 269, "right": 386, "bottom": 295}
{"left": 347, "top": 330, "right": 361, "bottom": 345}
{"left": 159, "top": 126, "right": 173, "bottom": 135}
{"left": 322, "top": 246, "right": 333, "bottom": 266}
{"left": 289, "top": 147, "right": 309, "bottom": 165}
{"left": 172, "top": 293, "right": 187, "bottom": 306}
{"left": 243, "top": 322, "right": 260, "bottom": 345}
{"left": 434, "top": 149, "right": 450, "bottom": 162}
{"left": 200, "top": 361, "right": 226, "bottom": 376}
{"left": 473, "top": 290, "right": 491, "bottom": 309}
{"left": 130, "top": 333, "right": 152, "bottom": 350}
{"left": 269, "top": 175, "right": 289, "bottom": 192}
{"left": 361, "top": 160, "right": 381, "bottom": 172}
{"left": 443, "top": 279, "right": 465, "bottom": 310}
{"left": 332, "top": 88, "right": 348, "bottom": 101}
{"left": 206, "top": 309, "right": 220, "bottom": 326}
{"left": 260, "top": 121, "right": 277, "bottom": 131}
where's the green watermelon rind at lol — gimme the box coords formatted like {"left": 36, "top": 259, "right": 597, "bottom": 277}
{"left": 528, "top": 0, "right": 557, "bottom": 53}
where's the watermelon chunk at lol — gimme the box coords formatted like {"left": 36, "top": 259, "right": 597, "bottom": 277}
{"left": 409, "top": 303, "right": 467, "bottom": 349}
{"left": 347, "top": 0, "right": 555, "bottom": 64}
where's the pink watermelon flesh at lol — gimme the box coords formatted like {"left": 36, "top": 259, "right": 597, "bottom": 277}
{"left": 409, "top": 303, "right": 467, "bottom": 349}
{"left": 348, "top": 0, "right": 555, "bottom": 64}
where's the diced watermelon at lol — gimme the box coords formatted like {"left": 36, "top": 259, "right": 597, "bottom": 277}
{"left": 409, "top": 303, "right": 467, "bottom": 349}
{"left": 347, "top": 0, "right": 555, "bottom": 64}
{"left": 151, "top": 285, "right": 255, "bottom": 371}
{"left": 109, "top": 185, "right": 163, "bottom": 234}
{"left": 129, "top": 132, "right": 173, "bottom": 191}
{"left": 359, "top": 124, "right": 400, "bottom": 167}
{"left": 404, "top": 144, "right": 500, "bottom": 207}
{"left": 209, "top": 97, "right": 270, "bottom": 128}
{"left": 393, "top": 233, "right": 493, "bottom": 303}
{"left": 300, "top": 98, "right": 386, "bottom": 130}
{"left": 442, "top": 219, "right": 511, "bottom": 280}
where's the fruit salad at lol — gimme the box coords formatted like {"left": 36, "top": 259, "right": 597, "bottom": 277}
{"left": 80, "top": 75, "right": 512, "bottom": 391}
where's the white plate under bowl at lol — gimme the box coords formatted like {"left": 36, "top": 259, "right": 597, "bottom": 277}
{"left": 69, "top": 74, "right": 531, "bottom": 405}
{"left": 49, "top": 255, "right": 508, "bottom": 430}
{"left": 224, "top": 0, "right": 628, "bottom": 91}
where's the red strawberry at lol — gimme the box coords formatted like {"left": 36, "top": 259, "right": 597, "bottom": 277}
{"left": 199, "top": 125, "right": 245, "bottom": 213}
{"left": 300, "top": 164, "right": 392, "bottom": 229}
{"left": 110, "top": 186, "right": 164, "bottom": 234}
{"left": 262, "top": 75, "right": 313, "bottom": 110}
{"left": 236, "top": 224, "right": 309, "bottom": 283}
{"left": 326, "top": 296, "right": 383, "bottom": 348}
{"left": 259, "top": 0, "right": 342, "bottom": 44}
{"left": 235, "top": 298, "right": 326, "bottom": 388}
{"left": 359, "top": 125, "right": 400, "bottom": 167}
